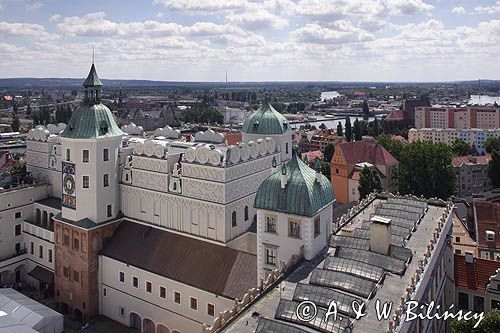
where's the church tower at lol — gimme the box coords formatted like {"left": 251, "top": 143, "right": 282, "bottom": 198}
{"left": 54, "top": 63, "right": 124, "bottom": 320}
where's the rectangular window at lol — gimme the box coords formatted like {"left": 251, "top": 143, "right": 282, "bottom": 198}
{"left": 207, "top": 303, "right": 215, "bottom": 316}
{"left": 146, "top": 281, "right": 152, "bottom": 293}
{"left": 15, "top": 224, "right": 21, "bottom": 236}
{"left": 458, "top": 292, "right": 469, "bottom": 310}
{"left": 266, "top": 216, "right": 277, "bottom": 233}
{"left": 160, "top": 286, "right": 166, "bottom": 299}
{"left": 103, "top": 148, "right": 109, "bottom": 162}
{"left": 63, "top": 266, "right": 69, "bottom": 278}
{"left": 39, "top": 245, "right": 43, "bottom": 259}
{"left": 132, "top": 276, "right": 138, "bottom": 288}
{"left": 119, "top": 306, "right": 125, "bottom": 318}
{"left": 73, "top": 270, "right": 79, "bottom": 282}
{"left": 119, "top": 271, "right": 125, "bottom": 282}
{"left": 314, "top": 217, "right": 321, "bottom": 237}
{"left": 82, "top": 149, "right": 89, "bottom": 163}
{"left": 83, "top": 176, "right": 89, "bottom": 189}
{"left": 266, "top": 248, "right": 277, "bottom": 265}
{"left": 289, "top": 220, "right": 301, "bottom": 238}
{"left": 190, "top": 297, "right": 198, "bottom": 310}
{"left": 15, "top": 243, "right": 21, "bottom": 253}
{"left": 66, "top": 149, "right": 70, "bottom": 161}
{"left": 174, "top": 291, "right": 181, "bottom": 304}
{"left": 103, "top": 174, "right": 109, "bottom": 187}
{"left": 473, "top": 296, "right": 484, "bottom": 313}
{"left": 103, "top": 288, "right": 107, "bottom": 297}
{"left": 30, "top": 242, "right": 34, "bottom": 255}
{"left": 107, "top": 204, "right": 112, "bottom": 218}
{"left": 15, "top": 212, "right": 21, "bottom": 219}
{"left": 48, "top": 249, "right": 53, "bottom": 263}
{"left": 73, "top": 238, "right": 79, "bottom": 250}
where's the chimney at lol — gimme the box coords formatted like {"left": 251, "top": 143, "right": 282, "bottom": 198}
{"left": 281, "top": 164, "right": 288, "bottom": 189}
{"left": 370, "top": 216, "right": 392, "bottom": 255}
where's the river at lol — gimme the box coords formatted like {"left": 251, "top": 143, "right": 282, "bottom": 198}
{"left": 291, "top": 116, "right": 379, "bottom": 129}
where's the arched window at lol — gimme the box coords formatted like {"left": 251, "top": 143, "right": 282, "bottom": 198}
{"left": 36, "top": 209, "right": 41, "bottom": 225}
{"left": 42, "top": 211, "right": 48, "bottom": 228}
{"left": 244, "top": 206, "right": 249, "bottom": 221}
{"left": 231, "top": 211, "right": 237, "bottom": 227}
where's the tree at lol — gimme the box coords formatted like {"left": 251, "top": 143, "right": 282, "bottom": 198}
{"left": 353, "top": 118, "right": 362, "bottom": 141}
{"left": 396, "top": 141, "right": 456, "bottom": 200}
{"left": 26, "top": 104, "right": 31, "bottom": 115}
{"left": 451, "top": 139, "right": 474, "bottom": 156}
{"left": 371, "top": 117, "right": 380, "bottom": 137}
{"left": 323, "top": 143, "right": 335, "bottom": 163}
{"left": 336, "top": 122, "right": 343, "bottom": 136}
{"left": 451, "top": 309, "right": 500, "bottom": 333}
{"left": 358, "top": 166, "right": 382, "bottom": 200}
{"left": 319, "top": 123, "right": 327, "bottom": 130}
{"left": 345, "top": 117, "right": 352, "bottom": 142}
{"left": 377, "top": 134, "right": 404, "bottom": 160}
{"left": 362, "top": 100, "right": 370, "bottom": 117}
{"left": 321, "top": 161, "right": 331, "bottom": 180}
{"left": 489, "top": 150, "right": 500, "bottom": 188}
{"left": 485, "top": 137, "right": 500, "bottom": 154}
{"left": 11, "top": 115, "right": 20, "bottom": 132}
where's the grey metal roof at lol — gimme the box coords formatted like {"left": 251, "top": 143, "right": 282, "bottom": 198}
{"left": 254, "top": 152, "right": 334, "bottom": 217}
{"left": 83, "top": 63, "right": 102, "bottom": 87}
{"left": 242, "top": 98, "right": 290, "bottom": 135}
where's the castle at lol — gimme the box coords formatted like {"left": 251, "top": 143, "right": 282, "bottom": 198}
{"left": 0, "top": 64, "right": 334, "bottom": 332}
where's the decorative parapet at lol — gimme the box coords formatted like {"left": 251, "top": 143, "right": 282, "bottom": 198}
{"left": 388, "top": 198, "right": 454, "bottom": 333}
{"left": 201, "top": 254, "right": 302, "bottom": 333}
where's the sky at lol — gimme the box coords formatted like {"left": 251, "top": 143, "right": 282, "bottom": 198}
{"left": 0, "top": 0, "right": 499, "bottom": 82}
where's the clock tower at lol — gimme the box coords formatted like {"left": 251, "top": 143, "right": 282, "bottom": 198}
{"left": 54, "top": 62, "right": 124, "bottom": 320}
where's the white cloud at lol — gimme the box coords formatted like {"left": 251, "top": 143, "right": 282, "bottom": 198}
{"left": 452, "top": 6, "right": 465, "bottom": 15}
{"left": 0, "top": 22, "right": 58, "bottom": 41}
{"left": 156, "top": 12, "right": 165, "bottom": 18}
{"left": 228, "top": 8, "right": 288, "bottom": 30}
{"left": 384, "top": 0, "right": 434, "bottom": 16}
{"left": 49, "top": 14, "right": 61, "bottom": 22}
{"left": 474, "top": 1, "right": 500, "bottom": 14}
{"left": 292, "top": 21, "right": 374, "bottom": 44}
{"left": 25, "top": 2, "right": 44, "bottom": 11}
{"left": 152, "top": 0, "right": 246, "bottom": 14}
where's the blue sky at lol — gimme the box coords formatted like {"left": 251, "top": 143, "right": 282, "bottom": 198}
{"left": 0, "top": 0, "right": 499, "bottom": 81}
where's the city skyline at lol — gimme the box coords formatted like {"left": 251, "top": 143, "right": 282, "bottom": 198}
{"left": 0, "top": 0, "right": 499, "bottom": 82}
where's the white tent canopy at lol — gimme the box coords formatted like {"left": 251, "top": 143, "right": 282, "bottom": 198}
{"left": 0, "top": 289, "right": 63, "bottom": 333}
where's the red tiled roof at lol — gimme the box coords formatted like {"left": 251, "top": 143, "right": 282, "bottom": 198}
{"left": 338, "top": 140, "right": 398, "bottom": 166}
{"left": 301, "top": 150, "right": 323, "bottom": 163}
{"left": 452, "top": 155, "right": 491, "bottom": 167}
{"left": 475, "top": 201, "right": 500, "bottom": 248}
{"left": 452, "top": 156, "right": 472, "bottom": 168}
{"left": 385, "top": 110, "right": 404, "bottom": 121}
{"left": 454, "top": 254, "right": 500, "bottom": 292}
{"left": 0, "top": 151, "right": 15, "bottom": 169}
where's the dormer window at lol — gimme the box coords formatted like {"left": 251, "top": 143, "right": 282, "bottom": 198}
{"left": 253, "top": 121, "right": 259, "bottom": 130}
{"left": 486, "top": 230, "right": 495, "bottom": 242}
{"left": 283, "top": 122, "right": 288, "bottom": 130}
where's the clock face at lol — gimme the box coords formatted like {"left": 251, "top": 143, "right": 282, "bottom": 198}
{"left": 63, "top": 174, "right": 75, "bottom": 194}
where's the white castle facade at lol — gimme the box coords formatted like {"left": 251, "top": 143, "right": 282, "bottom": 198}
{"left": 0, "top": 64, "right": 335, "bottom": 333}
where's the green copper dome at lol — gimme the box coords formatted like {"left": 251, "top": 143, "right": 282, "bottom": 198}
{"left": 242, "top": 96, "right": 290, "bottom": 135}
{"left": 254, "top": 152, "right": 334, "bottom": 217}
{"left": 60, "top": 64, "right": 124, "bottom": 139}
